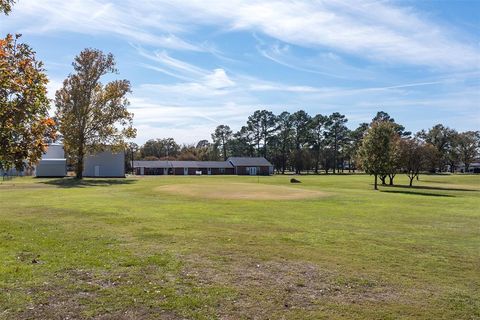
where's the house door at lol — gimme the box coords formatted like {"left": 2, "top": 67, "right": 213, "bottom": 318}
{"left": 94, "top": 166, "right": 100, "bottom": 177}
{"left": 184, "top": 168, "right": 188, "bottom": 175}
{"left": 164, "top": 168, "right": 168, "bottom": 175}
{"left": 248, "top": 167, "right": 257, "bottom": 176}
{"left": 207, "top": 168, "right": 212, "bottom": 175}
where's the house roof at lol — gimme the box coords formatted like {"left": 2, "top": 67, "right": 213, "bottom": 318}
{"left": 133, "top": 160, "right": 171, "bottom": 168}
{"left": 227, "top": 157, "right": 273, "bottom": 167}
{"left": 133, "top": 160, "right": 233, "bottom": 168}
{"left": 176, "top": 161, "right": 233, "bottom": 168}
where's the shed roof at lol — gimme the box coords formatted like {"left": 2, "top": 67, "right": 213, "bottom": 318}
{"left": 38, "top": 159, "right": 66, "bottom": 163}
{"left": 227, "top": 157, "right": 273, "bottom": 167}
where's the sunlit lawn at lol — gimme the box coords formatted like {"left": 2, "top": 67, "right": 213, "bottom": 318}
{"left": 1, "top": 174, "right": 479, "bottom": 319}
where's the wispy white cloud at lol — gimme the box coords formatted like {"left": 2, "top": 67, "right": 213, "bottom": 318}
{"left": 5, "top": 0, "right": 479, "bottom": 69}
{"left": 150, "top": 0, "right": 479, "bottom": 70}
{"left": 3, "top": 0, "right": 202, "bottom": 51}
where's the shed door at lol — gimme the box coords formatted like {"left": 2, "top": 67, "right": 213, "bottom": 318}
{"left": 94, "top": 166, "right": 100, "bottom": 177}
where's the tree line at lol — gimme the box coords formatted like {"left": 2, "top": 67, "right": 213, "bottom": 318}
{"left": 132, "top": 110, "right": 479, "bottom": 187}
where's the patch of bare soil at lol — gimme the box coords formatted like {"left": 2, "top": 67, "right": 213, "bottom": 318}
{"left": 12, "top": 256, "right": 398, "bottom": 319}
{"left": 181, "top": 254, "right": 401, "bottom": 319}
{"left": 16, "top": 269, "right": 180, "bottom": 320}
{"left": 155, "top": 183, "right": 327, "bottom": 200}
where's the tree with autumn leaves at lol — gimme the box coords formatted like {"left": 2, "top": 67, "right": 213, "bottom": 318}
{"left": 0, "top": 34, "right": 55, "bottom": 172}
{"left": 1, "top": 3, "right": 135, "bottom": 178}
{"left": 1, "top": 0, "right": 55, "bottom": 173}
{"left": 55, "top": 49, "right": 136, "bottom": 179}
{"left": 0, "top": 0, "right": 15, "bottom": 15}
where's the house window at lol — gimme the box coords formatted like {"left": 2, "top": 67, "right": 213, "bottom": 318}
{"left": 220, "top": 168, "right": 225, "bottom": 174}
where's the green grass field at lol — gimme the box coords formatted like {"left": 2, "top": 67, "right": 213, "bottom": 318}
{"left": 1, "top": 174, "right": 479, "bottom": 319}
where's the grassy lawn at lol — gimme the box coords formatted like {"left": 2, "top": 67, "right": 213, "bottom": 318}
{"left": 0, "top": 174, "right": 479, "bottom": 319}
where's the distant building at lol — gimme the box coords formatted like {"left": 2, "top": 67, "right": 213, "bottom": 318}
{"left": 227, "top": 157, "right": 274, "bottom": 176}
{"left": 170, "top": 161, "right": 235, "bottom": 175}
{"left": 35, "top": 144, "right": 67, "bottom": 177}
{"left": 134, "top": 160, "right": 171, "bottom": 175}
{"left": 133, "top": 160, "right": 234, "bottom": 175}
{"left": 83, "top": 151, "right": 125, "bottom": 178}
{"left": 133, "top": 157, "right": 273, "bottom": 176}
{"left": 457, "top": 160, "right": 480, "bottom": 174}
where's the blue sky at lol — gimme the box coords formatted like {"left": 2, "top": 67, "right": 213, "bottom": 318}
{"left": 2, "top": 0, "right": 479, "bottom": 143}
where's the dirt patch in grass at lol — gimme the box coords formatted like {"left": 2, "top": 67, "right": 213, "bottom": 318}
{"left": 181, "top": 254, "right": 401, "bottom": 319}
{"left": 156, "top": 183, "right": 327, "bottom": 200}
{"left": 15, "top": 268, "right": 182, "bottom": 320}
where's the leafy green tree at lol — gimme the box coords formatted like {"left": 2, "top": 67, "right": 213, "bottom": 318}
{"left": 372, "top": 111, "right": 410, "bottom": 136}
{"left": 417, "top": 124, "right": 456, "bottom": 172}
{"left": 230, "top": 126, "right": 255, "bottom": 157}
{"left": 421, "top": 142, "right": 442, "bottom": 173}
{"left": 386, "top": 135, "right": 402, "bottom": 185}
{"left": 140, "top": 139, "right": 161, "bottom": 158}
{"left": 194, "top": 139, "right": 219, "bottom": 161}
{"left": 0, "top": 34, "right": 55, "bottom": 172}
{"left": 140, "top": 138, "right": 180, "bottom": 159}
{"left": 55, "top": 49, "right": 136, "bottom": 178}
{"left": 357, "top": 121, "right": 398, "bottom": 190}
{"left": 345, "top": 123, "right": 369, "bottom": 172}
{"left": 275, "top": 111, "right": 293, "bottom": 174}
{"left": 309, "top": 114, "right": 328, "bottom": 174}
{"left": 457, "top": 131, "right": 480, "bottom": 172}
{"left": 245, "top": 110, "right": 277, "bottom": 157}
{"left": 326, "top": 112, "right": 348, "bottom": 173}
{"left": 178, "top": 144, "right": 199, "bottom": 161}
{"left": 196, "top": 139, "right": 210, "bottom": 149}
{"left": 445, "top": 131, "right": 460, "bottom": 173}
{"left": 398, "top": 138, "right": 427, "bottom": 187}
{"left": 290, "top": 110, "right": 311, "bottom": 174}
{"left": 211, "top": 124, "right": 233, "bottom": 160}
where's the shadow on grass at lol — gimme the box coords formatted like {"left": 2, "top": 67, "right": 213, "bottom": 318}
{"left": 381, "top": 190, "right": 454, "bottom": 197}
{"left": 40, "top": 177, "right": 136, "bottom": 188}
{"left": 382, "top": 184, "right": 477, "bottom": 192}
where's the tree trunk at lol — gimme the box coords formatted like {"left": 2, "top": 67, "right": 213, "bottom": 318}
{"left": 388, "top": 174, "right": 395, "bottom": 185}
{"left": 409, "top": 176, "right": 414, "bottom": 187}
{"left": 374, "top": 174, "right": 378, "bottom": 190}
{"left": 380, "top": 175, "right": 386, "bottom": 185}
{"left": 76, "top": 151, "right": 84, "bottom": 179}
{"left": 333, "top": 146, "right": 337, "bottom": 174}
